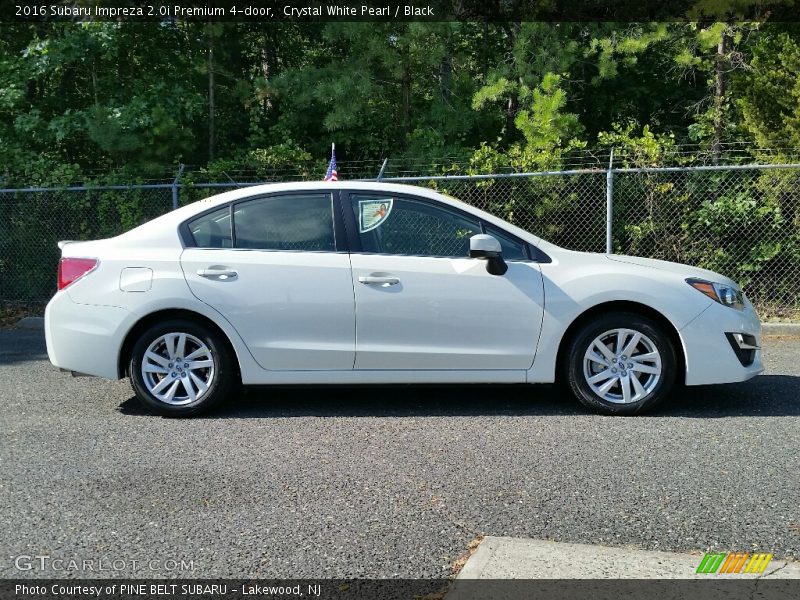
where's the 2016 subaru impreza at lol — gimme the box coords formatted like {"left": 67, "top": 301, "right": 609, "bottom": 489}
{"left": 45, "top": 181, "right": 763, "bottom": 416}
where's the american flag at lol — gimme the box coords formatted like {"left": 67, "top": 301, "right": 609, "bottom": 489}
{"left": 323, "top": 144, "right": 338, "bottom": 181}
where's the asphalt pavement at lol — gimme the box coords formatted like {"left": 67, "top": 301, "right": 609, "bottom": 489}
{"left": 1, "top": 329, "right": 798, "bottom": 579}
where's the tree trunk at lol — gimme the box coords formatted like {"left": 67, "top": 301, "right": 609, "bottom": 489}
{"left": 91, "top": 63, "right": 99, "bottom": 106}
{"left": 711, "top": 28, "right": 729, "bottom": 165}
{"left": 504, "top": 22, "right": 521, "bottom": 142}
{"left": 207, "top": 23, "right": 216, "bottom": 163}
{"left": 402, "top": 67, "right": 411, "bottom": 138}
{"left": 401, "top": 43, "right": 411, "bottom": 141}
{"left": 440, "top": 39, "right": 452, "bottom": 104}
{"left": 482, "top": 22, "right": 490, "bottom": 80}
{"left": 260, "top": 43, "right": 272, "bottom": 112}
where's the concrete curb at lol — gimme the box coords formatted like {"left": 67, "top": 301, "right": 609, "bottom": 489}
{"left": 762, "top": 323, "right": 800, "bottom": 336}
{"left": 11, "top": 316, "right": 800, "bottom": 334}
{"left": 453, "top": 537, "right": 800, "bottom": 580}
{"left": 15, "top": 316, "right": 44, "bottom": 330}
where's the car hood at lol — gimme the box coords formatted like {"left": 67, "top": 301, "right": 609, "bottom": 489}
{"left": 605, "top": 254, "right": 739, "bottom": 288}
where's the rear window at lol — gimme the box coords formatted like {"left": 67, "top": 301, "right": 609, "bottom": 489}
{"left": 232, "top": 193, "right": 335, "bottom": 252}
{"left": 188, "top": 207, "right": 232, "bottom": 248}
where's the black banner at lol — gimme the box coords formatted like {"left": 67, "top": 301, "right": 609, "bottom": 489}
{"left": 1, "top": 0, "right": 797, "bottom": 23}
{"left": 2, "top": 579, "right": 800, "bottom": 600}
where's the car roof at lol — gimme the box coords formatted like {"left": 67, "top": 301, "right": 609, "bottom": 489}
{"left": 192, "top": 181, "right": 450, "bottom": 207}
{"left": 184, "top": 180, "right": 475, "bottom": 210}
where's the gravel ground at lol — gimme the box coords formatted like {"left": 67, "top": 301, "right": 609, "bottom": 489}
{"left": 1, "top": 330, "right": 798, "bottom": 579}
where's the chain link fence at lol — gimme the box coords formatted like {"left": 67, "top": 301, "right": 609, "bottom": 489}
{"left": 0, "top": 186, "right": 174, "bottom": 313}
{"left": 2, "top": 163, "right": 799, "bottom": 318}
{"left": 612, "top": 167, "right": 800, "bottom": 317}
{"left": 398, "top": 171, "right": 609, "bottom": 254}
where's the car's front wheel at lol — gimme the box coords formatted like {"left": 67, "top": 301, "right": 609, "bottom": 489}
{"left": 129, "top": 319, "right": 237, "bottom": 416}
{"left": 564, "top": 312, "right": 677, "bottom": 415}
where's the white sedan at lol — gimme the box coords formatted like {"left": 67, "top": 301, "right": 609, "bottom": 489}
{"left": 45, "top": 181, "right": 763, "bottom": 416}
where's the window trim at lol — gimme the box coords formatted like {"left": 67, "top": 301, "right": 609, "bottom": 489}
{"left": 341, "top": 190, "right": 542, "bottom": 262}
{"left": 179, "top": 188, "right": 552, "bottom": 263}
{"left": 180, "top": 190, "right": 347, "bottom": 253}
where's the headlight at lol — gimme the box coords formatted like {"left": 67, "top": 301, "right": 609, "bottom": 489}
{"left": 686, "top": 278, "right": 744, "bottom": 310}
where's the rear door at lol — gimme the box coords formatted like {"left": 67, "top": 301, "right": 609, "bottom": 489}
{"left": 180, "top": 191, "right": 355, "bottom": 371}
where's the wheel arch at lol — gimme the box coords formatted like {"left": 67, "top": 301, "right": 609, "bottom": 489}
{"left": 118, "top": 308, "right": 242, "bottom": 379}
{"left": 555, "top": 300, "right": 686, "bottom": 384}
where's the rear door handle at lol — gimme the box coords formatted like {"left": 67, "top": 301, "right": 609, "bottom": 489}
{"left": 197, "top": 268, "right": 238, "bottom": 280}
{"left": 358, "top": 276, "right": 400, "bottom": 286}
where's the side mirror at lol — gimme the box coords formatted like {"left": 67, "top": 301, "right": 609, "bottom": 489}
{"left": 469, "top": 234, "right": 508, "bottom": 276}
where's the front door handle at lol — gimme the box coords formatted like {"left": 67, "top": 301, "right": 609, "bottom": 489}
{"left": 197, "top": 268, "right": 238, "bottom": 280}
{"left": 358, "top": 276, "right": 400, "bottom": 286}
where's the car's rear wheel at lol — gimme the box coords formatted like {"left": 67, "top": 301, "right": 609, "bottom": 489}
{"left": 129, "top": 319, "right": 236, "bottom": 416}
{"left": 564, "top": 312, "right": 677, "bottom": 415}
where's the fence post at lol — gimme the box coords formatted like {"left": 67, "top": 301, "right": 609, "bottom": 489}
{"left": 606, "top": 150, "right": 614, "bottom": 254}
{"left": 172, "top": 163, "right": 185, "bottom": 210}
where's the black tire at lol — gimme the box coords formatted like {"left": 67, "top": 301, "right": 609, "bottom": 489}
{"left": 129, "top": 318, "right": 238, "bottom": 417}
{"left": 563, "top": 311, "right": 677, "bottom": 415}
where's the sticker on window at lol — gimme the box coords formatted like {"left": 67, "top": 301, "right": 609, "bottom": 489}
{"left": 359, "top": 199, "right": 393, "bottom": 233}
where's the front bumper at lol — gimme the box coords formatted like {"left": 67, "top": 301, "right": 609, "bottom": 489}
{"left": 45, "top": 291, "right": 131, "bottom": 380}
{"left": 680, "top": 301, "right": 764, "bottom": 386}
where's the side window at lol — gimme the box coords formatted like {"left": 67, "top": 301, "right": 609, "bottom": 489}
{"left": 484, "top": 225, "right": 529, "bottom": 261}
{"left": 188, "top": 206, "right": 232, "bottom": 248}
{"left": 350, "top": 194, "right": 481, "bottom": 257}
{"left": 233, "top": 193, "right": 335, "bottom": 252}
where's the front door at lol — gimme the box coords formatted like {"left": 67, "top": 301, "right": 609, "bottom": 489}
{"left": 345, "top": 192, "right": 544, "bottom": 371}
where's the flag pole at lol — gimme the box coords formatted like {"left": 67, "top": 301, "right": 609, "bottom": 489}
{"left": 377, "top": 158, "right": 388, "bottom": 181}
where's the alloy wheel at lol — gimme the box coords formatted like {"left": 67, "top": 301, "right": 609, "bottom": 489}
{"left": 582, "top": 328, "right": 662, "bottom": 404}
{"left": 141, "top": 332, "right": 215, "bottom": 405}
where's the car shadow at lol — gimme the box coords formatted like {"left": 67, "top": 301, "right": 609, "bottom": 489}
{"left": 117, "top": 375, "right": 800, "bottom": 418}
{"left": 117, "top": 384, "right": 580, "bottom": 417}
{"left": 654, "top": 375, "right": 800, "bottom": 417}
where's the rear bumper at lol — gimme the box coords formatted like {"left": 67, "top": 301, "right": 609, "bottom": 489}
{"left": 680, "top": 301, "right": 764, "bottom": 386}
{"left": 45, "top": 291, "right": 130, "bottom": 379}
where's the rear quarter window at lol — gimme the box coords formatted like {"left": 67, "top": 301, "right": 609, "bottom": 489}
{"left": 188, "top": 207, "right": 232, "bottom": 248}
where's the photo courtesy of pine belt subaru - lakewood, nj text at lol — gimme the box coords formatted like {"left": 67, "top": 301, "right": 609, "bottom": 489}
{"left": 45, "top": 182, "right": 763, "bottom": 416}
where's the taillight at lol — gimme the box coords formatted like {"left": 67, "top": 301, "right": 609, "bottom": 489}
{"left": 58, "top": 258, "right": 98, "bottom": 290}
